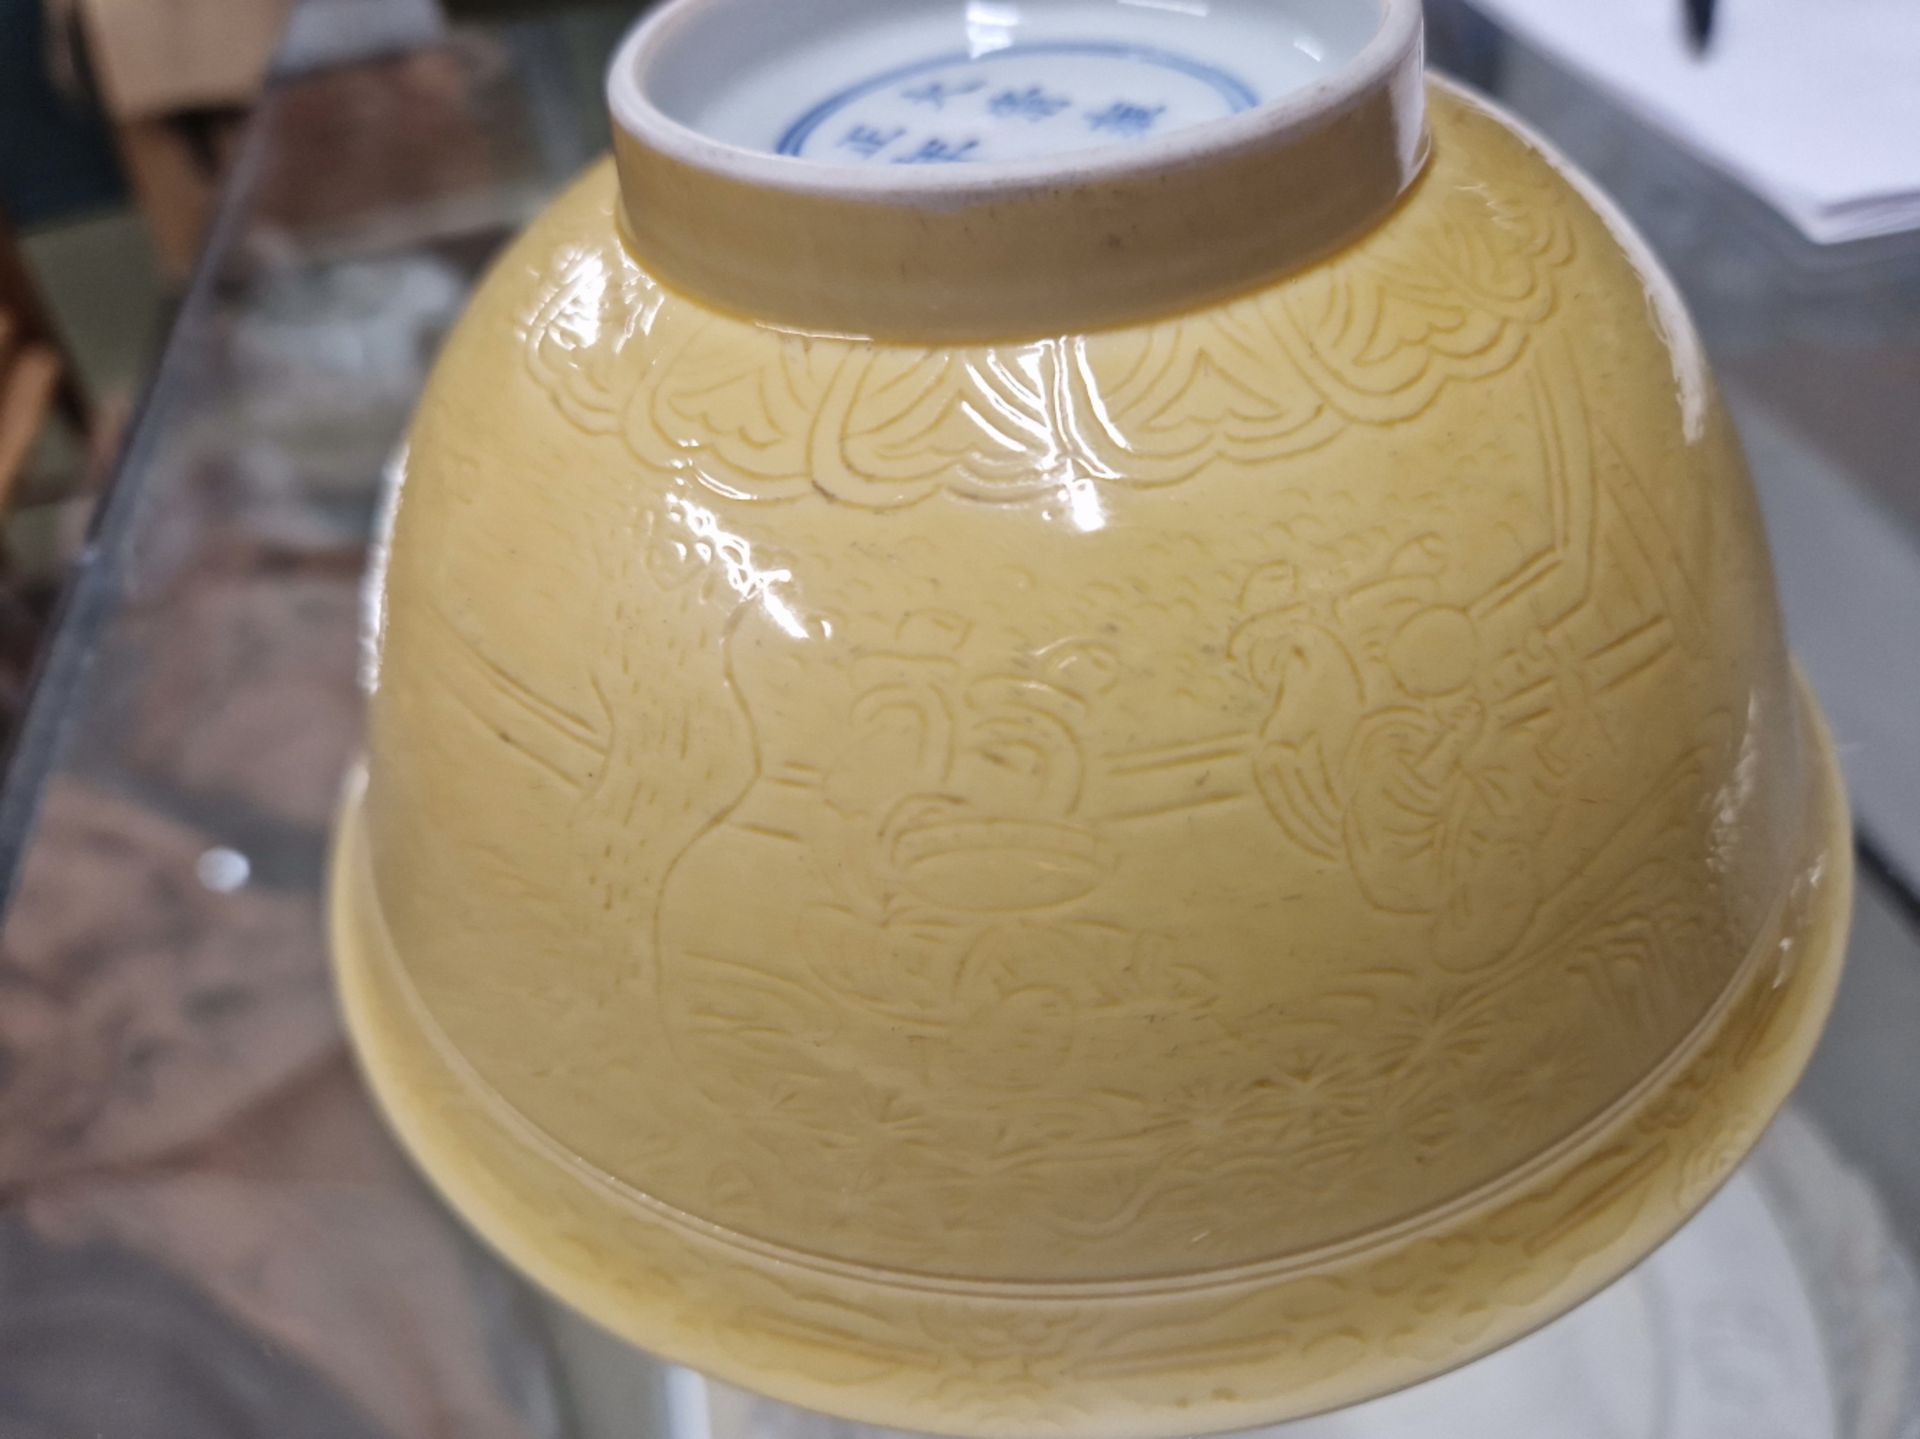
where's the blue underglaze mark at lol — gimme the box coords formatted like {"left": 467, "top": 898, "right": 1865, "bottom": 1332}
{"left": 1086, "top": 99, "right": 1168, "bottom": 135}
{"left": 990, "top": 85, "right": 1073, "bottom": 121}
{"left": 840, "top": 124, "right": 905, "bottom": 157}
{"left": 893, "top": 136, "right": 981, "bottom": 164}
{"left": 776, "top": 41, "right": 1259, "bottom": 159}
{"left": 902, "top": 78, "right": 986, "bottom": 109}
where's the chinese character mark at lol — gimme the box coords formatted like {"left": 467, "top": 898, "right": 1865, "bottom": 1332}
{"left": 901, "top": 78, "right": 986, "bottom": 109}
{"left": 1086, "top": 100, "right": 1167, "bottom": 136}
{"left": 893, "top": 136, "right": 981, "bottom": 164}
{"left": 989, "top": 86, "right": 1072, "bottom": 121}
{"left": 840, "top": 124, "right": 905, "bottom": 158}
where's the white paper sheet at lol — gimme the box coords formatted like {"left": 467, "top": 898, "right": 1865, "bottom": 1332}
{"left": 1461, "top": 0, "right": 1920, "bottom": 242}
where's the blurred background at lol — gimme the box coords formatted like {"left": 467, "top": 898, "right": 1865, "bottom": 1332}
{"left": 0, "top": 1, "right": 1917, "bottom": 1436}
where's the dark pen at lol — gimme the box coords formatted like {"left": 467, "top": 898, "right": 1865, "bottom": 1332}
{"left": 1685, "top": 0, "right": 1718, "bottom": 52}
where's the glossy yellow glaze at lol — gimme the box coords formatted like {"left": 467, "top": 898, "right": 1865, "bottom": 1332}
{"left": 333, "top": 86, "right": 1850, "bottom": 1435}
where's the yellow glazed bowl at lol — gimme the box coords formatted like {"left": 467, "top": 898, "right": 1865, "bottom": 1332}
{"left": 331, "top": 1, "right": 1851, "bottom": 1433}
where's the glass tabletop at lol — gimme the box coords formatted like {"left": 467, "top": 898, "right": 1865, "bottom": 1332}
{"left": 0, "top": 6, "right": 1916, "bottom": 1436}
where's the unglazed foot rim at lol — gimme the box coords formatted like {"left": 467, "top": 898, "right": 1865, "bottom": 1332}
{"left": 606, "top": 0, "right": 1428, "bottom": 337}
{"left": 328, "top": 677, "right": 1851, "bottom": 1439}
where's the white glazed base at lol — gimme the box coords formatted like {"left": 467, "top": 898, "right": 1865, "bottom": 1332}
{"left": 665, "top": 0, "right": 1371, "bottom": 164}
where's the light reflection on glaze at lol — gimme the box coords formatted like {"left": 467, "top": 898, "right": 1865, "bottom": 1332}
{"left": 666, "top": 491, "right": 810, "bottom": 639}
{"left": 964, "top": 0, "right": 1020, "bottom": 56}
{"left": 359, "top": 440, "right": 409, "bottom": 696}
